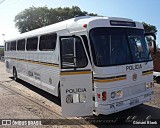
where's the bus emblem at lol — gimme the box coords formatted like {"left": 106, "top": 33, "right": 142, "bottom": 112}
{"left": 132, "top": 73, "right": 137, "bottom": 81}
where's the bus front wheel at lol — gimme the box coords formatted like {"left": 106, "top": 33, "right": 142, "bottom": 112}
{"left": 156, "top": 77, "right": 160, "bottom": 84}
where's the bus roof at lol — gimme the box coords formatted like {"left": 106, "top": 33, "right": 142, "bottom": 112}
{"left": 5, "top": 16, "right": 143, "bottom": 42}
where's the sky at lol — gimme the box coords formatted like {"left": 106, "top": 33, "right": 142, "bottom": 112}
{"left": 0, "top": 0, "right": 159, "bottom": 46}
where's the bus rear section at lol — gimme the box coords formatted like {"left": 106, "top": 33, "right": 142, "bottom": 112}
{"left": 89, "top": 27, "right": 154, "bottom": 115}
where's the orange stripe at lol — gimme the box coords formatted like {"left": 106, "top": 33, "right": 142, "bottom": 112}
{"left": 60, "top": 71, "right": 92, "bottom": 75}
{"left": 94, "top": 77, "right": 126, "bottom": 83}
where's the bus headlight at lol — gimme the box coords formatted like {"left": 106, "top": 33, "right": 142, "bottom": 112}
{"left": 146, "top": 83, "right": 150, "bottom": 89}
{"left": 111, "top": 92, "right": 116, "bottom": 99}
{"left": 116, "top": 90, "right": 123, "bottom": 98}
{"left": 66, "top": 94, "right": 73, "bottom": 103}
{"left": 111, "top": 90, "right": 123, "bottom": 99}
{"left": 150, "top": 82, "right": 154, "bottom": 88}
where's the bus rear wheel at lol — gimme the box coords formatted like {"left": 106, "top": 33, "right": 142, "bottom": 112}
{"left": 156, "top": 77, "right": 160, "bottom": 84}
{"left": 13, "top": 67, "right": 18, "bottom": 81}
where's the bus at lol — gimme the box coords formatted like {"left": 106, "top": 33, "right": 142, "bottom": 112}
{"left": 4, "top": 16, "right": 156, "bottom": 117}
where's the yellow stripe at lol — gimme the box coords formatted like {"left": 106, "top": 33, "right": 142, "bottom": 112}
{"left": 142, "top": 71, "right": 153, "bottom": 76}
{"left": 60, "top": 71, "right": 92, "bottom": 75}
{"left": 40, "top": 63, "right": 59, "bottom": 67}
{"left": 32, "top": 61, "right": 40, "bottom": 64}
{"left": 94, "top": 77, "right": 126, "bottom": 83}
{"left": 9, "top": 57, "right": 59, "bottom": 68}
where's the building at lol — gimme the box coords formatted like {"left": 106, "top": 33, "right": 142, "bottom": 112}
{"left": 0, "top": 45, "right": 4, "bottom": 49}
{"left": 0, "top": 45, "right": 4, "bottom": 59}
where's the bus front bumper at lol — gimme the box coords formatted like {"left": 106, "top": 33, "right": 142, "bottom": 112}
{"left": 94, "top": 90, "right": 154, "bottom": 116}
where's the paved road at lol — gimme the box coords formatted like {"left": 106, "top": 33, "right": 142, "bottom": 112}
{"left": 0, "top": 62, "right": 160, "bottom": 128}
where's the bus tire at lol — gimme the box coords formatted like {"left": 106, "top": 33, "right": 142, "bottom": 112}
{"left": 13, "top": 67, "right": 18, "bottom": 81}
{"left": 156, "top": 77, "right": 160, "bottom": 84}
{"left": 58, "top": 84, "right": 61, "bottom": 101}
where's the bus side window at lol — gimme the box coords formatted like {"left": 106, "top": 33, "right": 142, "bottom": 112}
{"left": 5, "top": 42, "right": 7, "bottom": 51}
{"left": 4, "top": 43, "right": 6, "bottom": 51}
{"left": 10, "top": 41, "right": 16, "bottom": 51}
{"left": 26, "top": 37, "right": 38, "bottom": 51}
{"left": 60, "top": 36, "right": 88, "bottom": 69}
{"left": 17, "top": 39, "right": 25, "bottom": 51}
{"left": 7, "top": 42, "right": 11, "bottom": 51}
{"left": 39, "top": 33, "right": 57, "bottom": 51}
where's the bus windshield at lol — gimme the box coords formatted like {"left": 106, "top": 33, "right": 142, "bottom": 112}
{"left": 89, "top": 28, "right": 151, "bottom": 67}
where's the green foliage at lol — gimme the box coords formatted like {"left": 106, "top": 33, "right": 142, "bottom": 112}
{"left": 142, "top": 22, "right": 157, "bottom": 33}
{"left": 14, "top": 6, "right": 97, "bottom": 33}
{"left": 142, "top": 22, "right": 158, "bottom": 48}
{"left": 143, "top": 22, "right": 159, "bottom": 65}
{"left": 0, "top": 48, "right": 4, "bottom": 55}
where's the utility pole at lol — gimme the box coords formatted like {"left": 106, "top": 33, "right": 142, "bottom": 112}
{"left": 2, "top": 34, "right": 5, "bottom": 46}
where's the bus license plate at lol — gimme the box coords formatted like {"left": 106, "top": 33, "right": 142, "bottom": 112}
{"left": 116, "top": 101, "right": 123, "bottom": 107}
{"left": 130, "top": 98, "right": 139, "bottom": 105}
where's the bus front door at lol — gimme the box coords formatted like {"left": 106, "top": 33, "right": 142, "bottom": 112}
{"left": 59, "top": 36, "right": 93, "bottom": 117}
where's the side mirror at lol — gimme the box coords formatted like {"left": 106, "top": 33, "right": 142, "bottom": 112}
{"left": 145, "top": 32, "right": 157, "bottom": 54}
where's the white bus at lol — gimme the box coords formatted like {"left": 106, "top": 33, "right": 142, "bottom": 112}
{"left": 4, "top": 16, "right": 156, "bottom": 117}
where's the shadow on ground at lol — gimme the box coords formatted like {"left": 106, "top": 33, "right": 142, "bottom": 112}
{"left": 10, "top": 77, "right": 61, "bottom": 106}
{"left": 11, "top": 77, "right": 160, "bottom": 127}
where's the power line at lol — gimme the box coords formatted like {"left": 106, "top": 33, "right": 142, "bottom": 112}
{"left": 0, "top": 0, "right": 20, "bottom": 12}
{"left": 0, "top": 0, "right": 5, "bottom": 4}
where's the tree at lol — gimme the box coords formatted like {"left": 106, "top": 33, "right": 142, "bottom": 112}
{"left": 0, "top": 48, "right": 4, "bottom": 56}
{"left": 142, "top": 22, "right": 158, "bottom": 48}
{"left": 14, "top": 6, "right": 97, "bottom": 33}
{"left": 142, "top": 22, "right": 157, "bottom": 33}
{"left": 142, "top": 22, "right": 160, "bottom": 71}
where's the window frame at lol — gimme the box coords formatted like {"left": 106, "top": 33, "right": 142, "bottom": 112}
{"left": 10, "top": 40, "right": 16, "bottom": 51}
{"left": 6, "top": 42, "right": 11, "bottom": 51}
{"left": 5, "top": 42, "right": 7, "bottom": 51}
{"left": 60, "top": 36, "right": 88, "bottom": 69}
{"left": 39, "top": 33, "right": 57, "bottom": 51}
{"left": 17, "top": 39, "right": 26, "bottom": 51}
{"left": 26, "top": 36, "right": 38, "bottom": 51}
{"left": 89, "top": 27, "right": 152, "bottom": 67}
